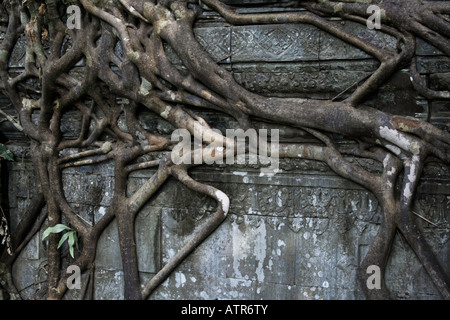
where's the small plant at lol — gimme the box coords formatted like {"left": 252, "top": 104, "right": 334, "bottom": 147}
{"left": 42, "top": 224, "right": 79, "bottom": 258}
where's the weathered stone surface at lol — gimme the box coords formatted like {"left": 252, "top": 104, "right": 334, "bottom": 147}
{"left": 7, "top": 150, "right": 450, "bottom": 300}
{"left": 7, "top": 36, "right": 27, "bottom": 68}
{"left": 231, "top": 24, "right": 320, "bottom": 62}
{"left": 233, "top": 61, "right": 379, "bottom": 98}
{"left": 3, "top": 3, "right": 450, "bottom": 301}
{"left": 96, "top": 220, "right": 123, "bottom": 271}
{"left": 365, "top": 71, "right": 424, "bottom": 116}
{"left": 93, "top": 269, "right": 125, "bottom": 300}
{"left": 416, "top": 38, "right": 444, "bottom": 56}
{"left": 11, "top": 255, "right": 42, "bottom": 297}
{"left": 222, "top": 0, "right": 290, "bottom": 4}
{"left": 319, "top": 21, "right": 397, "bottom": 60}
{"left": 430, "top": 73, "right": 450, "bottom": 91}
{"left": 429, "top": 101, "right": 450, "bottom": 132}
{"left": 140, "top": 169, "right": 446, "bottom": 300}
{"left": 417, "top": 56, "right": 450, "bottom": 74}
{"left": 135, "top": 205, "right": 161, "bottom": 273}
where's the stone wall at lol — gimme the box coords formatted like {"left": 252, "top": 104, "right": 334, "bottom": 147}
{"left": 1, "top": 3, "right": 450, "bottom": 300}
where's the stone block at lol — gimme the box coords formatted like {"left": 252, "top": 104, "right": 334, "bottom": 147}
{"left": 160, "top": 207, "right": 213, "bottom": 266}
{"left": 8, "top": 36, "right": 27, "bottom": 68}
{"left": 231, "top": 24, "right": 320, "bottom": 62}
{"left": 71, "top": 204, "right": 96, "bottom": 227}
{"left": 366, "top": 71, "right": 423, "bottom": 116}
{"left": 63, "top": 167, "right": 114, "bottom": 207}
{"left": 93, "top": 269, "right": 124, "bottom": 300}
{"left": 95, "top": 220, "right": 123, "bottom": 270}
{"left": 62, "top": 171, "right": 85, "bottom": 204}
{"left": 152, "top": 272, "right": 229, "bottom": 300}
{"left": 416, "top": 38, "right": 444, "bottom": 56}
{"left": 12, "top": 257, "right": 43, "bottom": 297}
{"left": 83, "top": 174, "right": 108, "bottom": 206}
{"left": 95, "top": 206, "right": 160, "bottom": 273}
{"left": 13, "top": 232, "right": 40, "bottom": 261}
{"left": 255, "top": 282, "right": 298, "bottom": 300}
{"left": 430, "top": 73, "right": 450, "bottom": 91}
{"left": 233, "top": 60, "right": 379, "bottom": 97}
{"left": 294, "top": 217, "right": 336, "bottom": 287}
{"left": 295, "top": 285, "right": 330, "bottom": 300}
{"left": 195, "top": 27, "right": 231, "bottom": 63}
{"left": 213, "top": 277, "right": 255, "bottom": 300}
{"left": 165, "top": 26, "right": 231, "bottom": 65}
{"left": 222, "top": 215, "right": 295, "bottom": 285}
{"left": 60, "top": 111, "right": 83, "bottom": 139}
{"left": 8, "top": 164, "right": 34, "bottom": 200}
{"left": 318, "top": 21, "right": 397, "bottom": 60}
{"left": 135, "top": 205, "right": 161, "bottom": 273}
{"left": 430, "top": 100, "right": 450, "bottom": 132}
{"left": 417, "top": 56, "right": 450, "bottom": 74}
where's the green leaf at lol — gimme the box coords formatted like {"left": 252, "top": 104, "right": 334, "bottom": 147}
{"left": 68, "top": 231, "right": 77, "bottom": 258}
{"left": 57, "top": 232, "right": 71, "bottom": 249}
{"left": 68, "top": 231, "right": 75, "bottom": 248}
{"left": 42, "top": 224, "right": 78, "bottom": 258}
{"left": 0, "top": 144, "right": 13, "bottom": 161}
{"left": 3, "top": 151, "right": 13, "bottom": 161}
{"left": 42, "top": 224, "right": 72, "bottom": 240}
